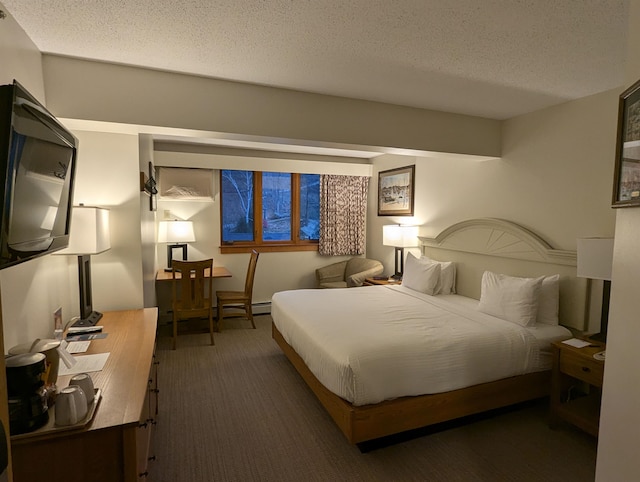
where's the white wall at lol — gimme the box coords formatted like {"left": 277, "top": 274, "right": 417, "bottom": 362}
{"left": 596, "top": 1, "right": 640, "bottom": 479}
{"left": 368, "top": 88, "right": 618, "bottom": 281}
{"left": 0, "top": 3, "right": 74, "bottom": 350}
{"left": 41, "top": 55, "right": 501, "bottom": 160}
{"left": 68, "top": 130, "right": 144, "bottom": 313}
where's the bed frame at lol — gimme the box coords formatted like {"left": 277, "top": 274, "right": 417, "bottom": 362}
{"left": 272, "top": 218, "right": 586, "bottom": 444}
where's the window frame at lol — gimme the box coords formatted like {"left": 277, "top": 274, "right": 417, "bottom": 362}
{"left": 220, "top": 170, "right": 319, "bottom": 254}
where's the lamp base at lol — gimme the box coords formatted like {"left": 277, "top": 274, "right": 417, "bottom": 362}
{"left": 71, "top": 311, "right": 103, "bottom": 328}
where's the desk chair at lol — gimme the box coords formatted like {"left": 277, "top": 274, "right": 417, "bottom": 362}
{"left": 171, "top": 259, "right": 215, "bottom": 350}
{"left": 216, "top": 250, "right": 259, "bottom": 331}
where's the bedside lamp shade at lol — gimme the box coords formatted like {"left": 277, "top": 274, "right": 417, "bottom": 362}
{"left": 577, "top": 237, "right": 614, "bottom": 342}
{"left": 383, "top": 225, "right": 419, "bottom": 279}
{"left": 577, "top": 238, "right": 614, "bottom": 281}
{"left": 383, "top": 225, "right": 419, "bottom": 248}
{"left": 158, "top": 220, "right": 196, "bottom": 271}
{"left": 158, "top": 220, "right": 196, "bottom": 244}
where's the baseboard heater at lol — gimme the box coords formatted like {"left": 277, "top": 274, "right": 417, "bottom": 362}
{"left": 252, "top": 301, "right": 271, "bottom": 315}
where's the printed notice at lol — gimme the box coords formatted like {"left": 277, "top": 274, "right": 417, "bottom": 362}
{"left": 58, "top": 352, "right": 110, "bottom": 376}
{"left": 562, "top": 338, "right": 591, "bottom": 348}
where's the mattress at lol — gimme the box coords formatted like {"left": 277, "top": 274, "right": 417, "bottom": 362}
{"left": 271, "top": 285, "right": 571, "bottom": 406}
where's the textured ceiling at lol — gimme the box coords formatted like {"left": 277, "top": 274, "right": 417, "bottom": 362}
{"left": 1, "top": 0, "right": 630, "bottom": 120}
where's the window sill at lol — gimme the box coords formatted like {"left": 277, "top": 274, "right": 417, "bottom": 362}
{"left": 220, "top": 244, "right": 318, "bottom": 254}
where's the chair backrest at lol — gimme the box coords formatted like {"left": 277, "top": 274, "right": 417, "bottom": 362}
{"left": 172, "top": 259, "right": 213, "bottom": 311}
{"left": 345, "top": 257, "right": 382, "bottom": 278}
{"left": 243, "top": 250, "right": 260, "bottom": 297}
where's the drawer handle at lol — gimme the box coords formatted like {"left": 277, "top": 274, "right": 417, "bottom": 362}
{"left": 582, "top": 367, "right": 591, "bottom": 373}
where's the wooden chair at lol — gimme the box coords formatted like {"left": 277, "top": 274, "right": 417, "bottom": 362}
{"left": 171, "top": 259, "right": 215, "bottom": 350}
{"left": 216, "top": 250, "right": 260, "bottom": 331}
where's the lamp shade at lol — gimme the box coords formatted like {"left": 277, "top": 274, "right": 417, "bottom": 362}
{"left": 383, "top": 225, "right": 419, "bottom": 248}
{"left": 57, "top": 206, "right": 111, "bottom": 255}
{"left": 577, "top": 237, "right": 614, "bottom": 281}
{"left": 158, "top": 220, "right": 195, "bottom": 243}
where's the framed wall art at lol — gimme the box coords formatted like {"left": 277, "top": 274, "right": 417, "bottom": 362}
{"left": 378, "top": 165, "right": 415, "bottom": 216}
{"left": 612, "top": 78, "right": 640, "bottom": 207}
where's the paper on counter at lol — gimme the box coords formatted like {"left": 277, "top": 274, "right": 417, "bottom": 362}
{"left": 58, "top": 352, "right": 109, "bottom": 376}
{"left": 562, "top": 338, "right": 591, "bottom": 348}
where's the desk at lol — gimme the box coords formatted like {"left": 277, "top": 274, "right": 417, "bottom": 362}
{"left": 11, "top": 308, "right": 158, "bottom": 482}
{"left": 155, "top": 265, "right": 232, "bottom": 281}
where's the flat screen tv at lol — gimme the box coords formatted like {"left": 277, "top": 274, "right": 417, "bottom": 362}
{"left": 0, "top": 80, "right": 77, "bottom": 269}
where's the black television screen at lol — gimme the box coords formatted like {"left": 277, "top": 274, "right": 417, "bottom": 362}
{"left": 0, "top": 80, "right": 77, "bottom": 268}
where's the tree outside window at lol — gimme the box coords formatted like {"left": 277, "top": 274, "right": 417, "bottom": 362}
{"left": 221, "top": 170, "right": 320, "bottom": 252}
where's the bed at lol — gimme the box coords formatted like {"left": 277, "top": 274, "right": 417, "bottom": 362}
{"left": 271, "top": 218, "right": 586, "bottom": 444}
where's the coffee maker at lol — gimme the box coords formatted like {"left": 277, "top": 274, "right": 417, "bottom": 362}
{"left": 5, "top": 352, "right": 49, "bottom": 435}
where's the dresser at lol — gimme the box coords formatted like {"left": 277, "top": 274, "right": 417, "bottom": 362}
{"left": 10, "top": 308, "right": 158, "bottom": 482}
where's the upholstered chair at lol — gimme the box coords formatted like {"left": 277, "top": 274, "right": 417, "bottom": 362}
{"left": 315, "top": 257, "right": 384, "bottom": 288}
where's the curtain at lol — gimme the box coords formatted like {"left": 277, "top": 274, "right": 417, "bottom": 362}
{"left": 319, "top": 175, "right": 369, "bottom": 256}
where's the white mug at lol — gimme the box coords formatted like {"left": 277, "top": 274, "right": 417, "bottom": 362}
{"left": 55, "top": 385, "right": 88, "bottom": 426}
{"left": 69, "top": 373, "right": 95, "bottom": 404}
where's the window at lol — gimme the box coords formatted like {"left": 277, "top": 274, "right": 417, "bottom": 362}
{"left": 221, "top": 170, "right": 320, "bottom": 252}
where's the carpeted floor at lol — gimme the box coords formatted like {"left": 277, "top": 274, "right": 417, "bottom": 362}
{"left": 149, "top": 315, "right": 597, "bottom": 482}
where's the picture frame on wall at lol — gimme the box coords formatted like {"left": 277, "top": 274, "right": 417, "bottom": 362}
{"left": 378, "top": 165, "right": 415, "bottom": 216}
{"left": 612, "top": 78, "right": 640, "bottom": 208}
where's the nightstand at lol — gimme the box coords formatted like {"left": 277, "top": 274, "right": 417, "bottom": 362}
{"left": 550, "top": 339, "right": 605, "bottom": 436}
{"left": 363, "top": 277, "right": 402, "bottom": 286}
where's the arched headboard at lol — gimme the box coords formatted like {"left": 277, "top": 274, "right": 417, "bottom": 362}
{"left": 419, "top": 218, "right": 586, "bottom": 331}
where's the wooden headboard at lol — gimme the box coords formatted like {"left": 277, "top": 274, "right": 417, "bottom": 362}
{"left": 419, "top": 218, "right": 587, "bottom": 331}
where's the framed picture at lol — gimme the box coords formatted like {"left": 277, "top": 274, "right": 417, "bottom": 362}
{"left": 378, "top": 165, "right": 415, "bottom": 216}
{"left": 612, "top": 78, "right": 640, "bottom": 207}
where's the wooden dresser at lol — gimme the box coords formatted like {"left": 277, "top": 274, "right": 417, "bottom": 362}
{"left": 10, "top": 308, "right": 158, "bottom": 482}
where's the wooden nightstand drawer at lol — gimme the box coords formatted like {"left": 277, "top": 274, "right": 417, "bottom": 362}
{"left": 560, "top": 350, "right": 604, "bottom": 387}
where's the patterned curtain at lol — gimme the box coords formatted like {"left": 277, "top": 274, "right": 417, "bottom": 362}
{"left": 319, "top": 175, "right": 370, "bottom": 256}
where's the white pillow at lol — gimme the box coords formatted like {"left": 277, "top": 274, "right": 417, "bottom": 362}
{"left": 477, "top": 271, "right": 544, "bottom": 327}
{"left": 422, "top": 257, "right": 456, "bottom": 294}
{"left": 402, "top": 253, "right": 441, "bottom": 295}
{"left": 537, "top": 274, "right": 560, "bottom": 325}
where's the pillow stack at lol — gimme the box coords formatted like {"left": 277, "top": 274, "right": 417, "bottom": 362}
{"left": 401, "top": 253, "right": 457, "bottom": 295}
{"left": 477, "top": 271, "right": 560, "bottom": 327}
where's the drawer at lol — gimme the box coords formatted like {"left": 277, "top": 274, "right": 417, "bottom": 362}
{"left": 560, "top": 350, "right": 604, "bottom": 387}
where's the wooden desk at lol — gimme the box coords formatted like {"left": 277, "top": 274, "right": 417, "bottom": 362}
{"left": 155, "top": 265, "right": 232, "bottom": 281}
{"left": 11, "top": 308, "right": 158, "bottom": 482}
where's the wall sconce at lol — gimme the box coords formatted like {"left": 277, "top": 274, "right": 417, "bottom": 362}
{"left": 383, "top": 224, "right": 419, "bottom": 280}
{"left": 158, "top": 220, "right": 196, "bottom": 271}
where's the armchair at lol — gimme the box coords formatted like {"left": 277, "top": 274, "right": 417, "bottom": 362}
{"left": 316, "top": 257, "right": 384, "bottom": 288}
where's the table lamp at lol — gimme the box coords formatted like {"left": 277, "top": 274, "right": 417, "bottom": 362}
{"left": 577, "top": 237, "right": 614, "bottom": 342}
{"left": 56, "top": 205, "right": 111, "bottom": 327}
{"left": 383, "top": 224, "right": 419, "bottom": 279}
{"left": 158, "top": 220, "right": 195, "bottom": 271}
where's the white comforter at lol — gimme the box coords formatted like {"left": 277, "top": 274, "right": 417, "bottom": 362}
{"left": 271, "top": 285, "right": 568, "bottom": 406}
